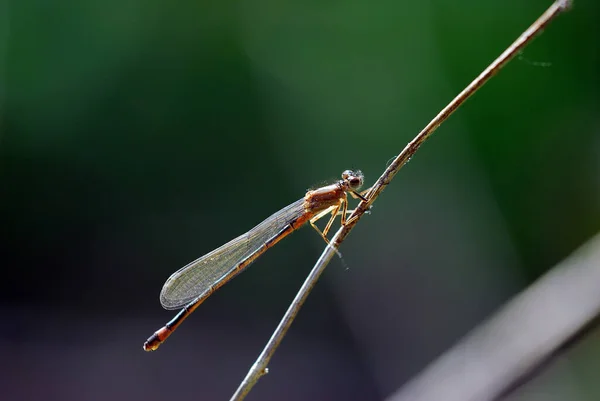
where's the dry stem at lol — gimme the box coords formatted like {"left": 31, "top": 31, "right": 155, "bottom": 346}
{"left": 230, "top": 1, "right": 573, "bottom": 399}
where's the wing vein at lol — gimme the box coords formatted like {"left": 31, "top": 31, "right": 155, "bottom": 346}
{"left": 159, "top": 198, "right": 306, "bottom": 309}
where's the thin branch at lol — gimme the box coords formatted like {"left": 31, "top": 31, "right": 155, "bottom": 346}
{"left": 385, "top": 232, "right": 600, "bottom": 401}
{"left": 230, "top": 1, "right": 573, "bottom": 399}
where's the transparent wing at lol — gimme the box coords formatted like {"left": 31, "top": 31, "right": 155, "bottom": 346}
{"left": 159, "top": 198, "right": 306, "bottom": 309}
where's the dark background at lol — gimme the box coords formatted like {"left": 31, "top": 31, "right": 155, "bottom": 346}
{"left": 1, "top": 0, "right": 599, "bottom": 400}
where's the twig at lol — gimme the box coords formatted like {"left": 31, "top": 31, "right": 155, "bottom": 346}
{"left": 385, "top": 231, "right": 600, "bottom": 401}
{"left": 230, "top": 1, "right": 573, "bottom": 399}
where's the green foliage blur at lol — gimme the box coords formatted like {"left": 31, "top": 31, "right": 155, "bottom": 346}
{"left": 0, "top": 0, "right": 599, "bottom": 399}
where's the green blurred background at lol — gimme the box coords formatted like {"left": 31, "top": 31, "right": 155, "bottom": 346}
{"left": 1, "top": 0, "right": 598, "bottom": 400}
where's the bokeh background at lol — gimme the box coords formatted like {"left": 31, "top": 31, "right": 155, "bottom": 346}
{"left": 1, "top": 0, "right": 599, "bottom": 400}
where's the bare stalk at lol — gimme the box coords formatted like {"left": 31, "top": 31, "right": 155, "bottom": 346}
{"left": 230, "top": 1, "right": 573, "bottom": 399}
{"left": 385, "top": 231, "right": 600, "bottom": 401}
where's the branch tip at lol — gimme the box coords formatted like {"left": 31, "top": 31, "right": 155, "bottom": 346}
{"left": 557, "top": 0, "right": 573, "bottom": 11}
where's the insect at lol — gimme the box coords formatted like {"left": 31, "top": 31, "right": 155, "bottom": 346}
{"left": 144, "top": 169, "right": 366, "bottom": 351}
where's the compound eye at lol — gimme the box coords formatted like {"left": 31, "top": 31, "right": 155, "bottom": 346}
{"left": 341, "top": 170, "right": 353, "bottom": 180}
{"left": 349, "top": 176, "right": 362, "bottom": 189}
{"left": 341, "top": 169, "right": 364, "bottom": 189}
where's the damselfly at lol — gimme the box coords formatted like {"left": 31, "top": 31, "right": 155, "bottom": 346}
{"left": 143, "top": 170, "right": 366, "bottom": 351}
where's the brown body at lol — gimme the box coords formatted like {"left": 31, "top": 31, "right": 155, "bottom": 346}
{"left": 293, "top": 183, "right": 347, "bottom": 228}
{"left": 144, "top": 170, "right": 364, "bottom": 351}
